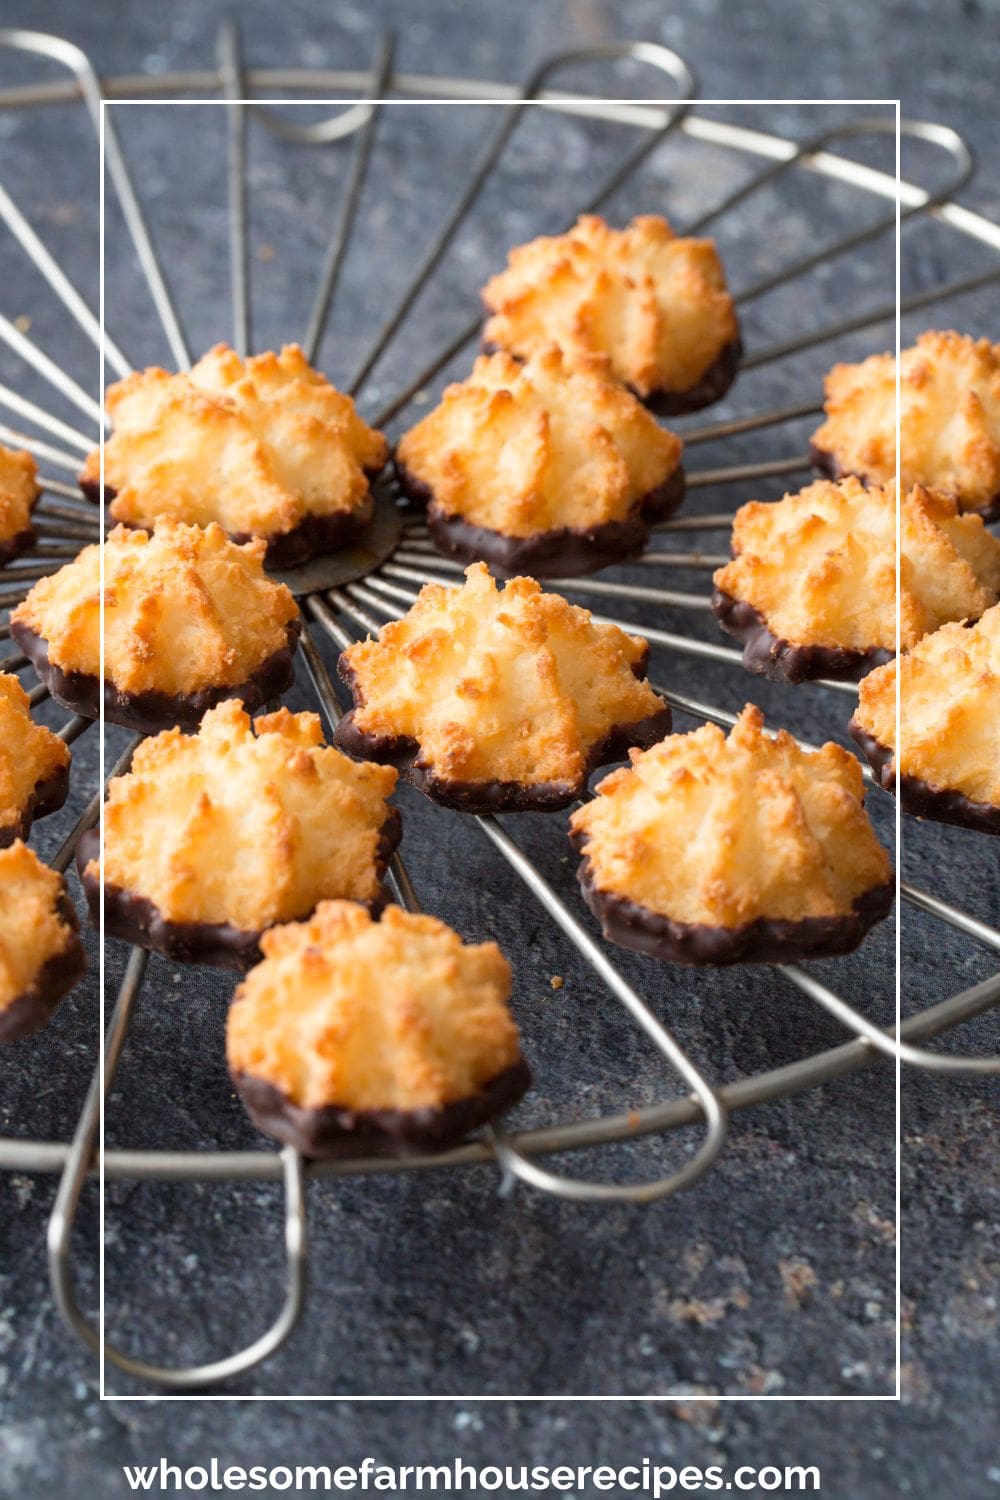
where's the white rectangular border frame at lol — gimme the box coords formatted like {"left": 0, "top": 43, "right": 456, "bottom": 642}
{"left": 97, "top": 93, "right": 905, "bottom": 1404}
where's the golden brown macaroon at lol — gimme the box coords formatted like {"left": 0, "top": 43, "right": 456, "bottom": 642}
{"left": 77, "top": 700, "right": 401, "bottom": 969}
{"left": 851, "top": 604, "right": 1000, "bottom": 836}
{"left": 396, "top": 346, "right": 685, "bottom": 576}
{"left": 334, "top": 562, "right": 672, "bottom": 812}
{"left": 482, "top": 214, "right": 740, "bottom": 413}
{"left": 79, "top": 343, "right": 389, "bottom": 566}
{"left": 712, "top": 478, "right": 1000, "bottom": 683}
{"left": 0, "top": 445, "right": 40, "bottom": 566}
{"left": 227, "top": 900, "right": 530, "bottom": 1157}
{"left": 811, "top": 331, "right": 1000, "bottom": 521}
{"left": 0, "top": 841, "right": 86, "bottom": 1044}
{"left": 11, "top": 520, "right": 301, "bottom": 734}
{"left": 0, "top": 671, "right": 72, "bottom": 847}
{"left": 570, "top": 704, "right": 893, "bottom": 965}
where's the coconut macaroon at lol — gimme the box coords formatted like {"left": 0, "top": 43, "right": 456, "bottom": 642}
{"left": 570, "top": 705, "right": 893, "bottom": 965}
{"left": 227, "top": 901, "right": 530, "bottom": 1158}
{"left": 851, "top": 604, "right": 1000, "bottom": 836}
{"left": 10, "top": 520, "right": 301, "bottom": 735}
{"left": 481, "top": 215, "right": 740, "bottom": 414}
{"left": 334, "top": 562, "right": 671, "bottom": 813}
{"left": 712, "top": 478, "right": 1000, "bottom": 683}
{"left": 79, "top": 343, "right": 389, "bottom": 566}
{"left": 396, "top": 346, "right": 685, "bottom": 576}
{"left": 0, "top": 445, "right": 41, "bottom": 566}
{"left": 0, "top": 671, "right": 72, "bottom": 848}
{"left": 77, "top": 701, "right": 401, "bottom": 969}
{"left": 811, "top": 331, "right": 1000, "bottom": 521}
{"left": 0, "top": 841, "right": 86, "bottom": 1044}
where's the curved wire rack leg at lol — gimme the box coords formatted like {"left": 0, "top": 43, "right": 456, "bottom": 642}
{"left": 47, "top": 948, "right": 309, "bottom": 1390}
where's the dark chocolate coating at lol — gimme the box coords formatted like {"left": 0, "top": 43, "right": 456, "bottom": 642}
{"left": 76, "top": 806, "right": 403, "bottom": 970}
{"left": 572, "top": 831, "right": 894, "bottom": 965}
{"left": 229, "top": 492, "right": 375, "bottom": 569}
{"left": 0, "top": 525, "right": 38, "bottom": 567}
{"left": 849, "top": 717, "right": 1000, "bottom": 836}
{"left": 480, "top": 336, "right": 743, "bottom": 417}
{"left": 809, "top": 441, "right": 1000, "bottom": 525}
{"left": 77, "top": 475, "right": 105, "bottom": 505}
{"left": 395, "top": 460, "right": 686, "bottom": 579}
{"left": 639, "top": 336, "right": 743, "bottom": 416}
{"left": 80, "top": 471, "right": 384, "bottom": 566}
{"left": 0, "top": 761, "right": 72, "bottom": 851}
{"left": 232, "top": 1057, "right": 532, "bottom": 1159}
{"left": 10, "top": 619, "right": 301, "bottom": 735}
{"left": 711, "top": 586, "right": 894, "bottom": 684}
{"left": 0, "top": 896, "right": 86, "bottom": 1045}
{"left": 334, "top": 653, "right": 671, "bottom": 814}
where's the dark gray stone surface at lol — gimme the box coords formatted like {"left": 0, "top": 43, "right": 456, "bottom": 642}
{"left": 0, "top": 0, "right": 997, "bottom": 1493}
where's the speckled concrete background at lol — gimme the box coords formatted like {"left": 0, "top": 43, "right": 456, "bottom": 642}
{"left": 0, "top": 0, "right": 996, "bottom": 1493}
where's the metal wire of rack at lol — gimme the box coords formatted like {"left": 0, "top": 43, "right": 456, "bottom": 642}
{"left": 0, "top": 25, "right": 998, "bottom": 1392}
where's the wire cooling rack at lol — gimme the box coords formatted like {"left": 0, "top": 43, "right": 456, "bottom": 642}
{"left": 0, "top": 26, "right": 998, "bottom": 1391}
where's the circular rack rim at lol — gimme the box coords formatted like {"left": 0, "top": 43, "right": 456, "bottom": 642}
{"left": 0, "top": 28, "right": 998, "bottom": 1390}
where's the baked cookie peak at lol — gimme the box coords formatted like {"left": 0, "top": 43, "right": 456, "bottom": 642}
{"left": 0, "top": 840, "right": 86, "bottom": 1044}
{"left": 851, "top": 603, "right": 1000, "bottom": 836}
{"left": 811, "top": 331, "right": 1000, "bottom": 520}
{"left": 11, "top": 520, "right": 300, "bottom": 734}
{"left": 713, "top": 477, "right": 1000, "bottom": 683}
{"left": 0, "top": 671, "right": 72, "bottom": 848}
{"left": 0, "top": 445, "right": 40, "bottom": 566}
{"left": 78, "top": 698, "right": 400, "bottom": 968}
{"left": 570, "top": 704, "right": 893, "bottom": 964}
{"left": 396, "top": 345, "right": 685, "bottom": 576}
{"left": 334, "top": 561, "right": 671, "bottom": 812}
{"left": 227, "top": 900, "right": 530, "bottom": 1157}
{"left": 481, "top": 214, "right": 740, "bottom": 411}
{"left": 80, "top": 343, "right": 388, "bottom": 564}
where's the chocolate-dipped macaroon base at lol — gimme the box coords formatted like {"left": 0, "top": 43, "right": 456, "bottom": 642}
{"left": 0, "top": 897, "right": 86, "bottom": 1045}
{"left": 335, "top": 651, "right": 672, "bottom": 814}
{"left": 573, "top": 839, "right": 894, "bottom": 965}
{"left": 230, "top": 492, "right": 376, "bottom": 570}
{"left": 0, "top": 526, "right": 37, "bottom": 568}
{"left": 11, "top": 619, "right": 302, "bottom": 736}
{"left": 396, "top": 462, "right": 686, "bottom": 579}
{"left": 80, "top": 473, "right": 383, "bottom": 568}
{"left": 0, "top": 761, "right": 72, "bottom": 851}
{"left": 232, "top": 1057, "right": 532, "bottom": 1159}
{"left": 809, "top": 442, "right": 1000, "bottom": 526}
{"left": 76, "top": 807, "right": 403, "bottom": 970}
{"left": 640, "top": 336, "right": 744, "bottom": 417}
{"left": 480, "top": 336, "right": 743, "bottom": 419}
{"left": 712, "top": 587, "right": 894, "bottom": 685}
{"left": 849, "top": 718, "right": 1000, "bottom": 837}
